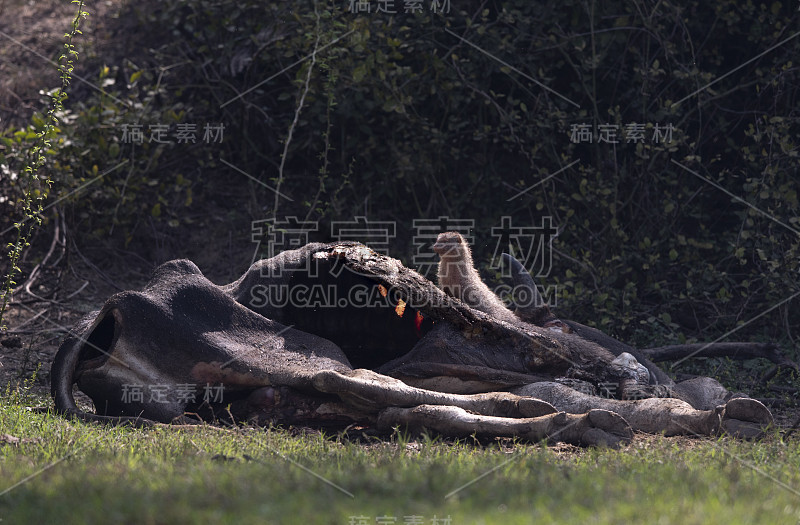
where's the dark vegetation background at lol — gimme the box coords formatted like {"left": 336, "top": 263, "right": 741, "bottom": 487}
{"left": 0, "top": 0, "right": 798, "bottom": 395}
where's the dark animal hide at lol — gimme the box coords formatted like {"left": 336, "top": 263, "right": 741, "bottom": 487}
{"left": 51, "top": 242, "right": 773, "bottom": 447}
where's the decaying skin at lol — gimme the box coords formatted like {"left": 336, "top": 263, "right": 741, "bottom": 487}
{"left": 51, "top": 241, "right": 774, "bottom": 446}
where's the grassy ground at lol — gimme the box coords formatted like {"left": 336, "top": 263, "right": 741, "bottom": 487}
{"left": 1, "top": 385, "right": 799, "bottom": 525}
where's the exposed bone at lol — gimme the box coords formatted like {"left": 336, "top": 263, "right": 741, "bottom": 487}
{"left": 610, "top": 352, "right": 651, "bottom": 400}
{"left": 610, "top": 352, "right": 650, "bottom": 384}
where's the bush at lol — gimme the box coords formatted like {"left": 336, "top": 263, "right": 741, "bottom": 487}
{"left": 1, "top": 0, "right": 798, "bottom": 369}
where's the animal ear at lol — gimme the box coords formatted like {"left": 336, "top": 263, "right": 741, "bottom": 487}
{"left": 501, "top": 253, "right": 549, "bottom": 321}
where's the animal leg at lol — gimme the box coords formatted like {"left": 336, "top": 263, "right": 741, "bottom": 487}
{"left": 377, "top": 405, "right": 633, "bottom": 447}
{"left": 312, "top": 368, "right": 557, "bottom": 418}
{"left": 512, "top": 382, "right": 772, "bottom": 437}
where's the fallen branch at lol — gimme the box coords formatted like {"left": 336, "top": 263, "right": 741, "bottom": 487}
{"left": 754, "top": 398, "right": 794, "bottom": 408}
{"left": 5, "top": 307, "right": 49, "bottom": 333}
{"left": 642, "top": 342, "right": 798, "bottom": 370}
{"left": 768, "top": 385, "right": 798, "bottom": 394}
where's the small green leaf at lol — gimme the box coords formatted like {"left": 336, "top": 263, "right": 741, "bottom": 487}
{"left": 352, "top": 64, "right": 367, "bottom": 83}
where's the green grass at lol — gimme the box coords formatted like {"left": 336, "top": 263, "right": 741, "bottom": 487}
{"left": 1, "top": 389, "right": 799, "bottom": 525}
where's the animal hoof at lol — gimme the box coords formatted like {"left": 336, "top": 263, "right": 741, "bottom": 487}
{"left": 581, "top": 409, "right": 634, "bottom": 448}
{"left": 516, "top": 398, "right": 558, "bottom": 418}
{"left": 720, "top": 398, "right": 773, "bottom": 439}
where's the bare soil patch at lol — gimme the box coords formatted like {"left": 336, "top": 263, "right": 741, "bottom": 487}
{"left": 0, "top": 0, "right": 123, "bottom": 127}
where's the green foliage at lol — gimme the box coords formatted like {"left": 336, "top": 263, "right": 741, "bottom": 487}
{"left": 57, "top": 63, "right": 197, "bottom": 240}
{"left": 0, "top": 1, "right": 88, "bottom": 331}
{"left": 2, "top": 0, "right": 798, "bottom": 369}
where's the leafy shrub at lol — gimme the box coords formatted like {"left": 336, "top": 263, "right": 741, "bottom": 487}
{"left": 1, "top": 0, "right": 798, "bottom": 372}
